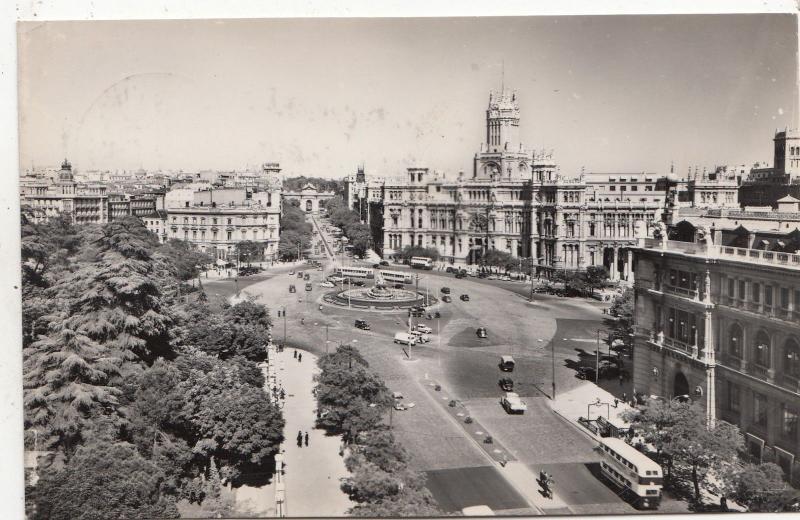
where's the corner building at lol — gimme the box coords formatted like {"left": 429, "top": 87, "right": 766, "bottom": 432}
{"left": 632, "top": 213, "right": 800, "bottom": 483}
{"left": 381, "top": 90, "right": 661, "bottom": 279}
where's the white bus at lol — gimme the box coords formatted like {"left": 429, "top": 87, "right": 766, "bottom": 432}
{"left": 596, "top": 437, "right": 663, "bottom": 510}
{"left": 410, "top": 256, "right": 434, "bottom": 270}
{"left": 380, "top": 270, "right": 413, "bottom": 285}
{"left": 334, "top": 266, "right": 374, "bottom": 279}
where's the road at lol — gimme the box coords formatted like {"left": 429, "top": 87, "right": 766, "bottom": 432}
{"left": 201, "top": 215, "right": 683, "bottom": 515}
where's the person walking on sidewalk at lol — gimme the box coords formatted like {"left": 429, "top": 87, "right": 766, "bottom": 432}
{"left": 293, "top": 350, "right": 297, "bottom": 359}
{"left": 297, "top": 430, "right": 303, "bottom": 448}
{"left": 304, "top": 432, "right": 309, "bottom": 447}
{"left": 298, "top": 353, "right": 303, "bottom": 363}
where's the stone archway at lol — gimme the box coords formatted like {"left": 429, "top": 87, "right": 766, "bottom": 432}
{"left": 305, "top": 199, "right": 313, "bottom": 212}
{"left": 673, "top": 371, "right": 690, "bottom": 400}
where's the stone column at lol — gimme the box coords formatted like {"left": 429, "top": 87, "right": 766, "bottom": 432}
{"left": 611, "top": 247, "right": 619, "bottom": 281}
{"left": 627, "top": 249, "right": 635, "bottom": 283}
{"left": 706, "top": 308, "right": 717, "bottom": 427}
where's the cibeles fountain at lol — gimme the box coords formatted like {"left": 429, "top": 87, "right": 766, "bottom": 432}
{"left": 323, "top": 271, "right": 435, "bottom": 310}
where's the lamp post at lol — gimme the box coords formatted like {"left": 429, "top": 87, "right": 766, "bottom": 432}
{"left": 551, "top": 337, "right": 556, "bottom": 400}
{"left": 596, "top": 329, "right": 601, "bottom": 385}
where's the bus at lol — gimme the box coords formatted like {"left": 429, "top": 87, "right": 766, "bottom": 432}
{"left": 334, "top": 266, "right": 375, "bottom": 279}
{"left": 380, "top": 270, "right": 413, "bottom": 285}
{"left": 596, "top": 437, "right": 663, "bottom": 510}
{"left": 410, "top": 256, "right": 434, "bottom": 270}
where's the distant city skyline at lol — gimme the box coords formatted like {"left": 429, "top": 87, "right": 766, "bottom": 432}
{"left": 18, "top": 15, "right": 798, "bottom": 179}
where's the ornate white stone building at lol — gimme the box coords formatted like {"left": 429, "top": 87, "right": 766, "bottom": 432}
{"left": 379, "top": 90, "right": 663, "bottom": 280}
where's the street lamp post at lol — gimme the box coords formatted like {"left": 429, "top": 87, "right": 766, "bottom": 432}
{"left": 596, "top": 329, "right": 601, "bottom": 385}
{"left": 282, "top": 305, "right": 287, "bottom": 347}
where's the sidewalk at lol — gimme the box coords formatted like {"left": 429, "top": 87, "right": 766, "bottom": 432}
{"left": 276, "top": 348, "right": 354, "bottom": 517}
{"left": 550, "top": 381, "right": 634, "bottom": 439}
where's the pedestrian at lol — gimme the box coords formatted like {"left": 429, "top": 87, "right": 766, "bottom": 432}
{"left": 614, "top": 398, "right": 619, "bottom": 408}
{"left": 296, "top": 430, "right": 303, "bottom": 448}
{"left": 304, "top": 432, "right": 309, "bottom": 447}
{"left": 622, "top": 392, "right": 627, "bottom": 403}
{"left": 298, "top": 353, "right": 302, "bottom": 363}
{"left": 619, "top": 373, "right": 624, "bottom": 386}
{"left": 293, "top": 350, "right": 297, "bottom": 359}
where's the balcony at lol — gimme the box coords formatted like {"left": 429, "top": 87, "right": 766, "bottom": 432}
{"left": 663, "top": 337, "right": 699, "bottom": 358}
{"left": 750, "top": 364, "right": 770, "bottom": 382}
{"left": 780, "top": 373, "right": 800, "bottom": 394}
{"left": 663, "top": 284, "right": 699, "bottom": 300}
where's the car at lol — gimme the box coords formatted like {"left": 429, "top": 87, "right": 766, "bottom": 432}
{"left": 576, "top": 367, "right": 596, "bottom": 380}
{"left": 488, "top": 274, "right": 498, "bottom": 280}
{"left": 289, "top": 270, "right": 295, "bottom": 275}
{"left": 319, "top": 281, "right": 335, "bottom": 288}
{"left": 289, "top": 284, "right": 296, "bottom": 293}
{"left": 500, "top": 392, "right": 527, "bottom": 414}
{"left": 455, "top": 272, "right": 466, "bottom": 279}
{"left": 392, "top": 391, "right": 404, "bottom": 400}
{"left": 440, "top": 287, "right": 451, "bottom": 294}
{"left": 409, "top": 330, "right": 431, "bottom": 343}
{"left": 355, "top": 319, "right": 371, "bottom": 330}
{"left": 442, "top": 295, "right": 452, "bottom": 303}
{"left": 329, "top": 276, "right": 345, "bottom": 283}
{"left": 414, "top": 324, "right": 432, "bottom": 334}
{"left": 434, "top": 311, "right": 441, "bottom": 318}
{"left": 351, "top": 280, "right": 365, "bottom": 287}
{"left": 305, "top": 283, "right": 312, "bottom": 291}
{"left": 499, "top": 378, "right": 514, "bottom": 391}
{"left": 379, "top": 260, "right": 389, "bottom": 266}
{"left": 460, "top": 294, "right": 470, "bottom": 301}
{"left": 394, "top": 402, "right": 408, "bottom": 411}
{"left": 394, "top": 283, "right": 405, "bottom": 289}
{"left": 445, "top": 266, "right": 454, "bottom": 273}
{"left": 297, "top": 272, "right": 304, "bottom": 278}
{"left": 410, "top": 305, "right": 425, "bottom": 313}
{"left": 476, "top": 327, "right": 488, "bottom": 338}
{"left": 372, "top": 263, "right": 381, "bottom": 268}
{"left": 317, "top": 266, "right": 323, "bottom": 271}
{"left": 303, "top": 273, "right": 311, "bottom": 280}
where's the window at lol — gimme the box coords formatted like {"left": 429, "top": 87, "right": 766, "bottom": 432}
{"left": 785, "top": 339, "right": 800, "bottom": 378}
{"left": 631, "top": 185, "right": 638, "bottom": 191}
{"left": 739, "top": 280, "right": 746, "bottom": 301}
{"left": 609, "top": 186, "right": 616, "bottom": 191}
{"left": 781, "top": 288, "right": 790, "bottom": 309}
{"left": 752, "top": 282, "right": 761, "bottom": 303}
{"left": 765, "top": 285, "right": 773, "bottom": 309}
{"left": 727, "top": 382, "right": 740, "bottom": 412}
{"left": 728, "top": 278, "right": 735, "bottom": 298}
{"left": 227, "top": 218, "right": 232, "bottom": 225}
{"left": 782, "top": 405, "right": 798, "bottom": 439}
{"left": 754, "top": 393, "right": 768, "bottom": 427}
{"left": 729, "top": 323, "right": 742, "bottom": 357}
{"left": 754, "top": 330, "right": 771, "bottom": 367}
{"left": 227, "top": 231, "right": 232, "bottom": 240}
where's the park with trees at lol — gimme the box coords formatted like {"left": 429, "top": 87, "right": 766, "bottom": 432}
{"left": 278, "top": 200, "right": 313, "bottom": 261}
{"left": 21, "top": 212, "right": 284, "bottom": 518}
{"left": 314, "top": 345, "right": 445, "bottom": 516}
{"left": 325, "top": 196, "right": 373, "bottom": 258}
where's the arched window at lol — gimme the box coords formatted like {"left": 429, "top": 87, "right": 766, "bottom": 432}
{"left": 729, "top": 323, "right": 743, "bottom": 358}
{"left": 754, "top": 330, "right": 771, "bottom": 367}
{"left": 784, "top": 338, "right": 800, "bottom": 378}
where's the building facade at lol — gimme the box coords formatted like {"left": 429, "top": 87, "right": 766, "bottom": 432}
{"left": 20, "top": 159, "right": 109, "bottom": 224}
{"left": 379, "top": 90, "right": 663, "bottom": 280}
{"left": 282, "top": 183, "right": 335, "bottom": 213}
{"left": 632, "top": 212, "right": 800, "bottom": 482}
{"left": 165, "top": 199, "right": 281, "bottom": 261}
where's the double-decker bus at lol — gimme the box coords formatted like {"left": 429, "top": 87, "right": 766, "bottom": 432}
{"left": 334, "top": 266, "right": 374, "bottom": 279}
{"left": 596, "top": 438, "right": 663, "bottom": 510}
{"left": 380, "top": 270, "right": 414, "bottom": 285}
{"left": 410, "top": 256, "right": 434, "bottom": 270}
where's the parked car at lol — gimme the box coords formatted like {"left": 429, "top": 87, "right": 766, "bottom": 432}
{"left": 305, "top": 283, "right": 312, "bottom": 292}
{"left": 476, "top": 327, "right": 488, "bottom": 338}
{"left": 304, "top": 273, "right": 310, "bottom": 281}
{"left": 352, "top": 280, "right": 365, "bottom": 287}
{"left": 576, "top": 367, "right": 596, "bottom": 380}
{"left": 355, "top": 319, "right": 371, "bottom": 330}
{"left": 394, "top": 283, "right": 405, "bottom": 289}
{"left": 455, "top": 272, "right": 466, "bottom": 279}
{"left": 442, "top": 295, "right": 452, "bottom": 303}
{"left": 500, "top": 392, "right": 527, "bottom": 414}
{"left": 379, "top": 260, "right": 389, "bottom": 266}
{"left": 297, "top": 272, "right": 304, "bottom": 278}
{"left": 414, "top": 324, "right": 432, "bottom": 334}
{"left": 488, "top": 275, "right": 498, "bottom": 280}
{"left": 499, "top": 378, "right": 514, "bottom": 391}
{"left": 445, "top": 266, "right": 455, "bottom": 273}
{"left": 440, "top": 287, "right": 451, "bottom": 294}
{"left": 499, "top": 355, "right": 515, "bottom": 372}
{"left": 460, "top": 294, "right": 470, "bottom": 301}
{"left": 409, "top": 330, "right": 431, "bottom": 343}
{"left": 289, "top": 284, "right": 296, "bottom": 293}
{"left": 319, "top": 281, "right": 335, "bottom": 288}
{"left": 289, "top": 270, "right": 295, "bottom": 275}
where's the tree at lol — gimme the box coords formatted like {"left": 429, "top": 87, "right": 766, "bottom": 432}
{"left": 584, "top": 265, "right": 609, "bottom": 294}
{"left": 347, "top": 222, "right": 373, "bottom": 257}
{"left": 235, "top": 240, "right": 263, "bottom": 265}
{"left": 32, "top": 439, "right": 180, "bottom": 520}
{"left": 609, "top": 287, "right": 634, "bottom": 349}
{"left": 179, "top": 300, "right": 271, "bottom": 362}
{"left": 157, "top": 239, "right": 213, "bottom": 281}
{"left": 725, "top": 462, "right": 789, "bottom": 512}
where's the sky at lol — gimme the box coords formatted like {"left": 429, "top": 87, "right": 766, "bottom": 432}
{"left": 17, "top": 14, "right": 799, "bottom": 179}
